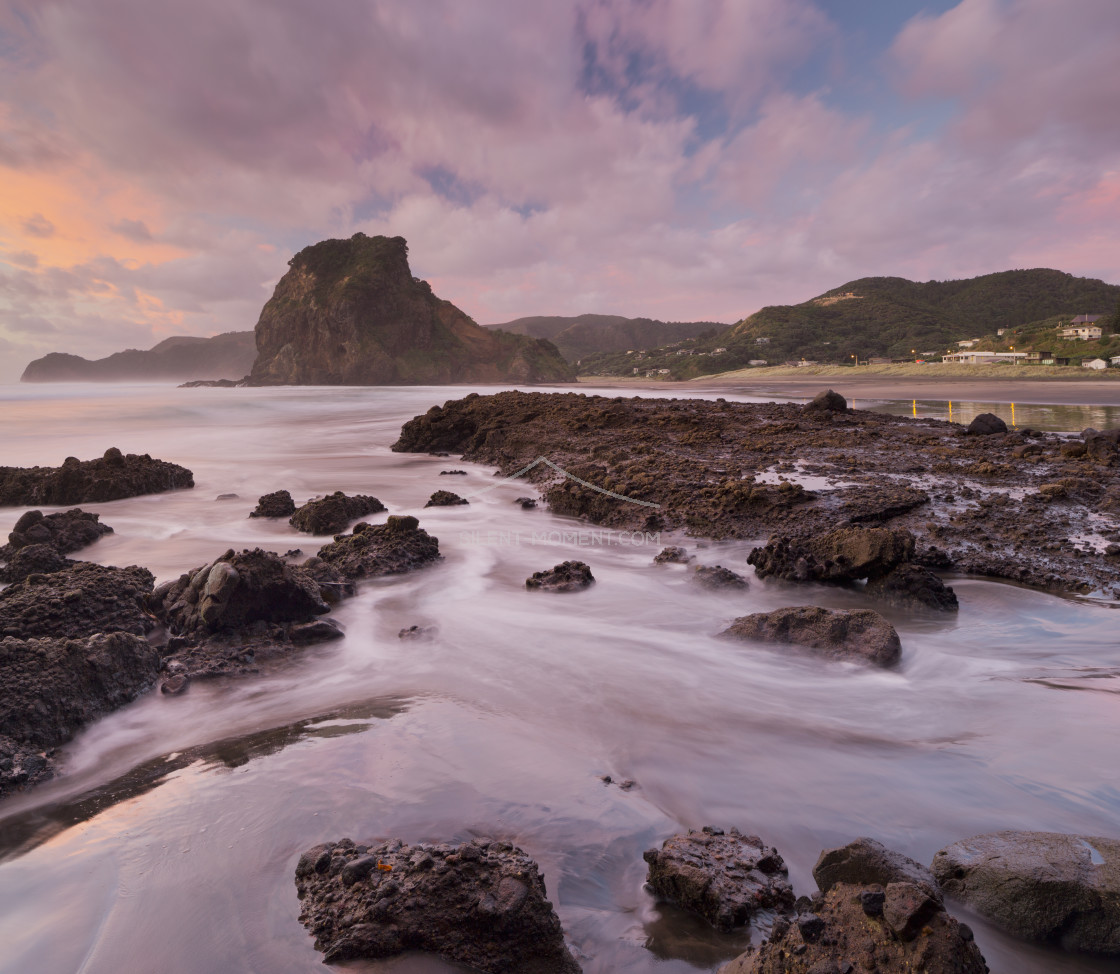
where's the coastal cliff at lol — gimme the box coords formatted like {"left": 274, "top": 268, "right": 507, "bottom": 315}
{"left": 248, "top": 234, "right": 574, "bottom": 385}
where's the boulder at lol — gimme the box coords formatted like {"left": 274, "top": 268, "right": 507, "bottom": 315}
{"left": 249, "top": 490, "right": 296, "bottom": 518}
{"left": 0, "top": 563, "right": 156, "bottom": 640}
{"left": 813, "top": 837, "right": 940, "bottom": 901}
{"left": 864, "top": 562, "right": 959, "bottom": 611}
{"left": 514, "top": 496, "right": 537, "bottom": 509}
{"left": 4, "top": 508, "right": 112, "bottom": 554}
{"left": 1084, "top": 434, "right": 1118, "bottom": 461}
{"left": 966, "top": 413, "right": 1008, "bottom": 435}
{"left": 693, "top": 564, "right": 749, "bottom": 589}
{"left": 0, "top": 543, "right": 72, "bottom": 583}
{"left": 747, "top": 527, "right": 914, "bottom": 584}
{"left": 314, "top": 515, "right": 441, "bottom": 580}
{"left": 289, "top": 491, "right": 386, "bottom": 534}
{"left": 654, "top": 546, "right": 691, "bottom": 564}
{"left": 719, "top": 882, "right": 988, "bottom": 973}
{"left": 294, "top": 837, "right": 581, "bottom": 973}
{"left": 0, "top": 631, "right": 161, "bottom": 799}
{"left": 643, "top": 827, "right": 794, "bottom": 932}
{"left": 801, "top": 388, "right": 848, "bottom": 416}
{"left": 425, "top": 489, "right": 469, "bottom": 507}
{"left": 0, "top": 449, "right": 193, "bottom": 506}
{"left": 526, "top": 560, "right": 594, "bottom": 592}
{"left": 932, "top": 830, "right": 1120, "bottom": 955}
{"left": 721, "top": 606, "right": 901, "bottom": 667}
{"left": 1061, "top": 441, "right": 1088, "bottom": 459}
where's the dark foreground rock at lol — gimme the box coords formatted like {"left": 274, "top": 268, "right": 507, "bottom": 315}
{"left": 289, "top": 491, "right": 386, "bottom": 534}
{"left": 814, "top": 837, "right": 940, "bottom": 901}
{"left": 801, "top": 388, "right": 848, "bottom": 416}
{"left": 694, "top": 564, "right": 749, "bottom": 589}
{"left": 864, "top": 562, "right": 959, "bottom": 610}
{"left": 967, "top": 413, "right": 1009, "bottom": 435}
{"left": 643, "top": 827, "right": 794, "bottom": 932}
{"left": 721, "top": 606, "right": 901, "bottom": 667}
{"left": 0, "top": 543, "right": 72, "bottom": 583}
{"left": 425, "top": 489, "right": 469, "bottom": 507}
{"left": 0, "top": 631, "right": 160, "bottom": 798}
{"left": 312, "top": 516, "right": 441, "bottom": 580}
{"left": 295, "top": 837, "right": 581, "bottom": 973}
{"left": 932, "top": 830, "right": 1120, "bottom": 955}
{"left": 719, "top": 882, "right": 988, "bottom": 974}
{"left": 0, "top": 448, "right": 193, "bottom": 506}
{"left": 249, "top": 490, "right": 296, "bottom": 518}
{"left": 0, "top": 562, "right": 156, "bottom": 640}
{"left": 748, "top": 527, "right": 914, "bottom": 584}
{"left": 654, "top": 546, "right": 691, "bottom": 564}
{"left": 526, "top": 560, "right": 594, "bottom": 592}
{"left": 4, "top": 508, "right": 112, "bottom": 554}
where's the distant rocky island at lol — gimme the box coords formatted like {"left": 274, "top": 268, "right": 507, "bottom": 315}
{"left": 247, "top": 234, "right": 573, "bottom": 385}
{"left": 21, "top": 332, "right": 255, "bottom": 383}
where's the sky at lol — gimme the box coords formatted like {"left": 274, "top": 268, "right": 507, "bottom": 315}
{"left": 1, "top": 0, "right": 1119, "bottom": 380}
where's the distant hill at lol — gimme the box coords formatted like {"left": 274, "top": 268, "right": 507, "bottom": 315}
{"left": 248, "top": 234, "right": 574, "bottom": 385}
{"left": 579, "top": 269, "right": 1120, "bottom": 378}
{"left": 487, "top": 314, "right": 725, "bottom": 362}
{"left": 21, "top": 331, "right": 257, "bottom": 382}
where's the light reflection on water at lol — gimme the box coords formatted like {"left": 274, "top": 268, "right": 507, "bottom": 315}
{"left": 0, "top": 383, "right": 1118, "bottom": 974}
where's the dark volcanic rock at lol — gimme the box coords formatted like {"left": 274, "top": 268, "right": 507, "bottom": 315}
{"left": 314, "top": 515, "right": 441, "bottom": 580}
{"left": 5, "top": 508, "right": 112, "bottom": 554}
{"left": 814, "top": 837, "right": 940, "bottom": 900}
{"left": 295, "top": 837, "right": 581, "bottom": 973}
{"left": 0, "top": 563, "right": 156, "bottom": 640}
{"left": 0, "top": 631, "right": 160, "bottom": 798}
{"left": 747, "top": 527, "right": 914, "bottom": 583}
{"left": 694, "top": 564, "right": 749, "bottom": 589}
{"left": 526, "top": 560, "right": 594, "bottom": 592}
{"left": 719, "top": 882, "right": 988, "bottom": 974}
{"left": 249, "top": 490, "right": 296, "bottom": 518}
{"left": 0, "top": 543, "right": 72, "bottom": 583}
{"left": 967, "top": 413, "right": 1009, "bottom": 435}
{"left": 248, "top": 233, "right": 574, "bottom": 386}
{"left": 289, "top": 491, "right": 386, "bottom": 534}
{"left": 721, "top": 606, "right": 901, "bottom": 667}
{"left": 425, "top": 489, "right": 469, "bottom": 507}
{"left": 932, "top": 830, "right": 1120, "bottom": 955}
{"left": 654, "top": 545, "right": 691, "bottom": 564}
{"left": 643, "top": 827, "right": 794, "bottom": 932}
{"left": 0, "top": 448, "right": 193, "bottom": 506}
{"left": 801, "top": 388, "right": 848, "bottom": 416}
{"left": 864, "top": 562, "right": 959, "bottom": 610}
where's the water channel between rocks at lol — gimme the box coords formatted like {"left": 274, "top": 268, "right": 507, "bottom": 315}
{"left": 0, "top": 382, "right": 1117, "bottom": 974}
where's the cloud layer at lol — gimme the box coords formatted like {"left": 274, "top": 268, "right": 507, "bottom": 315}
{"left": 1, "top": 0, "right": 1118, "bottom": 379}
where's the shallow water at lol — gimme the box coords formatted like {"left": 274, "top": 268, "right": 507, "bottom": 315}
{"left": 1, "top": 383, "right": 1118, "bottom": 974}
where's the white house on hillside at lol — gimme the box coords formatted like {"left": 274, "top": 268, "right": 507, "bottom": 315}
{"left": 1083, "top": 358, "right": 1108, "bottom": 370}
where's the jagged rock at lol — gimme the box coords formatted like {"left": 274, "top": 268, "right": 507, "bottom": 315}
{"left": 249, "top": 490, "right": 296, "bottom": 518}
{"left": 0, "top": 563, "right": 156, "bottom": 640}
{"left": 0, "top": 631, "right": 160, "bottom": 799}
{"left": 719, "top": 882, "right": 988, "bottom": 974}
{"left": 721, "top": 606, "right": 901, "bottom": 667}
{"left": 0, "top": 543, "right": 72, "bottom": 583}
{"left": 526, "top": 560, "right": 594, "bottom": 592}
{"left": 294, "top": 837, "right": 581, "bottom": 973}
{"left": 314, "top": 516, "right": 441, "bottom": 580}
{"left": 1061, "top": 441, "right": 1088, "bottom": 459}
{"left": 1085, "top": 434, "right": 1118, "bottom": 461}
{"left": 864, "top": 562, "right": 959, "bottom": 610}
{"left": 654, "top": 545, "right": 691, "bottom": 564}
{"left": 932, "top": 830, "right": 1120, "bottom": 955}
{"left": 248, "top": 233, "right": 574, "bottom": 386}
{"left": 514, "top": 497, "right": 537, "bottom": 509}
{"left": 289, "top": 491, "right": 386, "bottom": 534}
{"left": 425, "top": 489, "right": 469, "bottom": 507}
{"left": 4, "top": 507, "right": 112, "bottom": 554}
{"left": 966, "top": 413, "right": 1008, "bottom": 435}
{"left": 694, "top": 564, "right": 748, "bottom": 589}
{"left": 643, "top": 827, "right": 794, "bottom": 932}
{"left": 814, "top": 837, "right": 940, "bottom": 901}
{"left": 802, "top": 388, "right": 848, "bottom": 416}
{"left": 0, "top": 448, "right": 193, "bottom": 506}
{"left": 747, "top": 527, "right": 914, "bottom": 583}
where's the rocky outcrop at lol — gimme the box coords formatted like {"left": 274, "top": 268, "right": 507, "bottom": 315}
{"left": 0, "top": 563, "right": 156, "bottom": 640}
{"left": 864, "top": 562, "right": 959, "bottom": 610}
{"left": 932, "top": 830, "right": 1120, "bottom": 955}
{"left": 721, "top": 606, "right": 902, "bottom": 667}
{"left": 693, "top": 564, "right": 748, "bottom": 589}
{"left": 643, "top": 827, "right": 794, "bottom": 932}
{"left": 719, "top": 882, "right": 988, "bottom": 974}
{"left": 748, "top": 527, "right": 914, "bottom": 584}
{"left": 312, "top": 515, "right": 441, "bottom": 580}
{"left": 0, "top": 543, "right": 73, "bottom": 583}
{"left": 295, "top": 837, "right": 581, "bottom": 973}
{"left": 525, "top": 561, "right": 594, "bottom": 592}
{"left": 425, "top": 489, "right": 469, "bottom": 507}
{"left": 801, "top": 388, "right": 848, "bottom": 416}
{"left": 967, "top": 413, "right": 1009, "bottom": 435}
{"left": 249, "top": 490, "right": 296, "bottom": 518}
{"left": 654, "top": 546, "right": 691, "bottom": 564}
{"left": 814, "top": 837, "right": 940, "bottom": 900}
{"left": 4, "top": 508, "right": 112, "bottom": 554}
{"left": 248, "top": 234, "right": 574, "bottom": 386}
{"left": 0, "top": 448, "right": 193, "bottom": 506}
{"left": 289, "top": 492, "right": 386, "bottom": 535}
{"left": 0, "top": 632, "right": 161, "bottom": 798}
